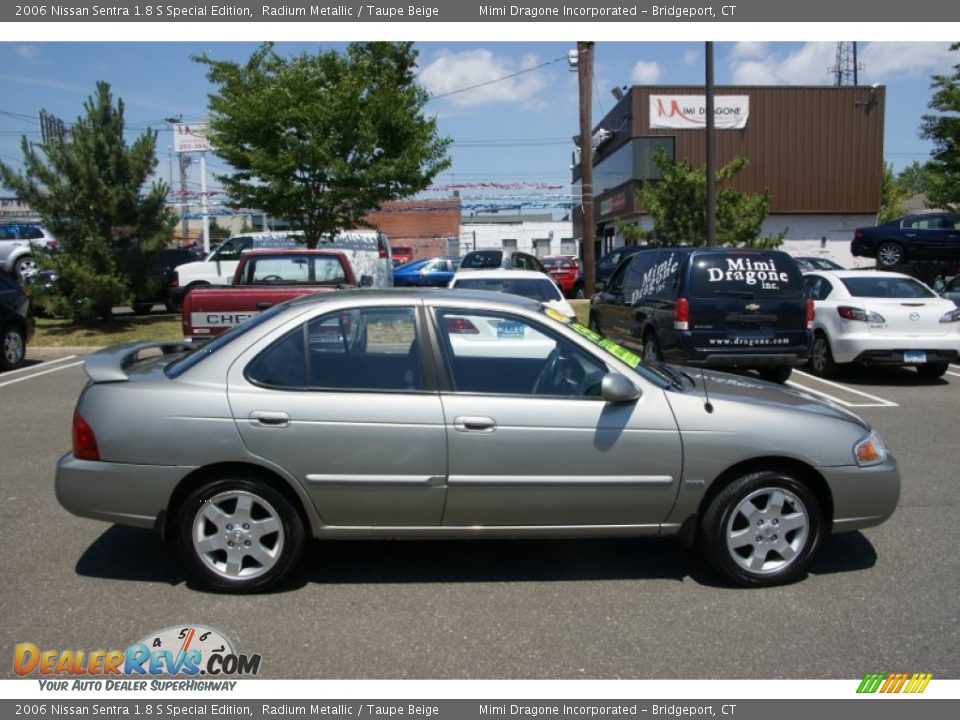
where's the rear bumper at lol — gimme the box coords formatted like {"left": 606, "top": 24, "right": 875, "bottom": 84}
{"left": 55, "top": 453, "right": 190, "bottom": 530}
{"left": 850, "top": 238, "right": 875, "bottom": 258}
{"left": 677, "top": 332, "right": 811, "bottom": 368}
{"left": 830, "top": 332, "right": 960, "bottom": 364}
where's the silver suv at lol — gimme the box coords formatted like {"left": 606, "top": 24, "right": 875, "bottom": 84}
{"left": 0, "top": 223, "right": 56, "bottom": 279}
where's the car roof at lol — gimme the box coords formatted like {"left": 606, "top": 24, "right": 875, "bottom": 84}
{"left": 239, "top": 248, "right": 346, "bottom": 257}
{"left": 451, "top": 269, "right": 553, "bottom": 280}
{"left": 804, "top": 269, "right": 916, "bottom": 280}
{"left": 286, "top": 286, "right": 541, "bottom": 311}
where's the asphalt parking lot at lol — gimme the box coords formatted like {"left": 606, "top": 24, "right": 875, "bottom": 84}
{"left": 2, "top": 351, "right": 958, "bottom": 680}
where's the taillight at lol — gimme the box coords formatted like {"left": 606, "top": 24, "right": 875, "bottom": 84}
{"left": 806, "top": 298, "right": 815, "bottom": 328}
{"left": 837, "top": 306, "right": 885, "bottom": 323}
{"left": 674, "top": 297, "right": 689, "bottom": 331}
{"left": 72, "top": 409, "right": 100, "bottom": 461}
{"left": 444, "top": 317, "right": 479, "bottom": 334}
{"left": 378, "top": 236, "right": 387, "bottom": 259}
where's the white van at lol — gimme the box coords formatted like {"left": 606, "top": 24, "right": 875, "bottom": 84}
{"left": 171, "top": 230, "right": 393, "bottom": 307}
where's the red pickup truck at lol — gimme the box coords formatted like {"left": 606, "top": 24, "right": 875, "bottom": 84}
{"left": 182, "top": 249, "right": 357, "bottom": 340}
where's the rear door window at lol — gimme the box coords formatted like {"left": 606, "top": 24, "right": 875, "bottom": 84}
{"left": 689, "top": 253, "right": 803, "bottom": 299}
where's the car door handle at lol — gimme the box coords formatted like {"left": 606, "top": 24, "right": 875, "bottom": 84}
{"left": 453, "top": 416, "right": 497, "bottom": 433}
{"left": 250, "top": 411, "right": 290, "bottom": 427}
{"left": 256, "top": 301, "right": 273, "bottom": 310}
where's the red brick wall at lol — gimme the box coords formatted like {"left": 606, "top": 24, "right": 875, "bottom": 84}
{"left": 363, "top": 199, "right": 461, "bottom": 260}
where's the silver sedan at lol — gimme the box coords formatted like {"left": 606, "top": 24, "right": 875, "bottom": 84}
{"left": 56, "top": 289, "right": 900, "bottom": 592}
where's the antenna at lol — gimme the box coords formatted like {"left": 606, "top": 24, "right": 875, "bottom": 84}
{"left": 699, "top": 367, "right": 714, "bottom": 414}
{"left": 829, "top": 42, "right": 864, "bottom": 86}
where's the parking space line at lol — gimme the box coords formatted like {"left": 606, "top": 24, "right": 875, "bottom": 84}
{"left": 945, "top": 370, "right": 960, "bottom": 378}
{"left": 788, "top": 369, "right": 899, "bottom": 408}
{"left": 0, "top": 361, "right": 84, "bottom": 388}
{"left": 0, "top": 354, "right": 77, "bottom": 377}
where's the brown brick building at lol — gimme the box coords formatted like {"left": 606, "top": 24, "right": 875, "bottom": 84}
{"left": 363, "top": 198, "right": 461, "bottom": 260}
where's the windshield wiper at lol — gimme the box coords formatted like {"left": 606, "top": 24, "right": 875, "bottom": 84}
{"left": 647, "top": 360, "right": 686, "bottom": 390}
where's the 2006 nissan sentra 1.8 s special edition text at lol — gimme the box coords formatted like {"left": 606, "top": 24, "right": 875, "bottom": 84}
{"left": 56, "top": 289, "right": 900, "bottom": 592}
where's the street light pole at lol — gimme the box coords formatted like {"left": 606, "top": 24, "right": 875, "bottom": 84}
{"left": 705, "top": 42, "right": 717, "bottom": 247}
{"left": 576, "top": 41, "right": 596, "bottom": 296}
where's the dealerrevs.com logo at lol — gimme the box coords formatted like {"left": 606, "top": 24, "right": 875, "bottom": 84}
{"left": 857, "top": 672, "right": 933, "bottom": 694}
{"left": 14, "top": 625, "right": 261, "bottom": 689}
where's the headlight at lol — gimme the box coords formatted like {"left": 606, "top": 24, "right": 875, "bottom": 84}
{"left": 939, "top": 308, "right": 960, "bottom": 323}
{"left": 854, "top": 430, "right": 888, "bottom": 467}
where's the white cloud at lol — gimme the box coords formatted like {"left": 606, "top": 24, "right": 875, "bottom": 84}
{"left": 631, "top": 61, "right": 662, "bottom": 85}
{"left": 859, "top": 42, "right": 956, "bottom": 81}
{"left": 683, "top": 49, "right": 699, "bottom": 66}
{"left": 731, "top": 42, "right": 769, "bottom": 59}
{"left": 730, "top": 43, "right": 835, "bottom": 85}
{"left": 419, "top": 49, "right": 550, "bottom": 110}
{"left": 14, "top": 46, "right": 40, "bottom": 64}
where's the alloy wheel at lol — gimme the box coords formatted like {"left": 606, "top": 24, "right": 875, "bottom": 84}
{"left": 725, "top": 487, "right": 809, "bottom": 575}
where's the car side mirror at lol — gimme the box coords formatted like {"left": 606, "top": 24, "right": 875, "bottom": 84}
{"left": 359, "top": 274, "right": 374, "bottom": 288}
{"left": 601, "top": 372, "right": 641, "bottom": 403}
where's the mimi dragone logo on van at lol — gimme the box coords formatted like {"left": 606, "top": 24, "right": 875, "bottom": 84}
{"left": 14, "top": 624, "right": 261, "bottom": 686}
{"left": 857, "top": 672, "right": 933, "bottom": 694}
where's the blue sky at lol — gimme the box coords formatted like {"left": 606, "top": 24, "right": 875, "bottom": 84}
{"left": 1, "top": 41, "right": 955, "bottom": 212}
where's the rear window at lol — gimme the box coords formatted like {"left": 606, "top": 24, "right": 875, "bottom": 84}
{"left": 840, "top": 276, "right": 936, "bottom": 299}
{"left": 453, "top": 277, "right": 561, "bottom": 302}
{"left": 689, "top": 253, "right": 803, "bottom": 299}
{"left": 461, "top": 251, "right": 503, "bottom": 269}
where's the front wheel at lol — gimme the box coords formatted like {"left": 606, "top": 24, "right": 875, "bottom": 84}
{"left": 13, "top": 255, "right": 37, "bottom": 280}
{"left": 876, "top": 241, "right": 905, "bottom": 268}
{"left": 698, "top": 471, "right": 824, "bottom": 587}
{"left": 758, "top": 366, "right": 792, "bottom": 384}
{"left": 643, "top": 332, "right": 662, "bottom": 362}
{"left": 176, "top": 476, "right": 306, "bottom": 593}
{"left": 1, "top": 324, "right": 26, "bottom": 370}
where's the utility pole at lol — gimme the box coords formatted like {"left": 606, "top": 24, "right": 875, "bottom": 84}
{"left": 705, "top": 41, "right": 716, "bottom": 247}
{"left": 576, "top": 41, "right": 596, "bottom": 296}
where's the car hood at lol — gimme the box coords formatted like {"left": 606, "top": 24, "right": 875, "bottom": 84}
{"left": 674, "top": 366, "right": 870, "bottom": 430}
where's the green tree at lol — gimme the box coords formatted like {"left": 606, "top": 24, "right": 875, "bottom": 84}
{"left": 896, "top": 160, "right": 933, "bottom": 197}
{"left": 637, "top": 150, "right": 785, "bottom": 248}
{"left": 920, "top": 42, "right": 960, "bottom": 211}
{"left": 0, "top": 82, "right": 173, "bottom": 321}
{"left": 878, "top": 162, "right": 908, "bottom": 223}
{"left": 195, "top": 42, "right": 452, "bottom": 248}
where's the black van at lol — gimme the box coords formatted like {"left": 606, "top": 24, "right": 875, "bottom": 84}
{"left": 589, "top": 247, "right": 812, "bottom": 383}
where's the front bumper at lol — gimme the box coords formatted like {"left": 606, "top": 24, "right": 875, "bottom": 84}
{"left": 822, "top": 456, "right": 900, "bottom": 533}
{"left": 830, "top": 331, "right": 960, "bottom": 364}
{"left": 55, "top": 453, "right": 190, "bottom": 530}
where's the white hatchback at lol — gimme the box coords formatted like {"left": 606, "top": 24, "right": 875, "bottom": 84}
{"left": 803, "top": 270, "right": 960, "bottom": 378}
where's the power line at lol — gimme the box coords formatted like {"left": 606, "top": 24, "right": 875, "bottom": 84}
{"left": 428, "top": 56, "right": 566, "bottom": 101}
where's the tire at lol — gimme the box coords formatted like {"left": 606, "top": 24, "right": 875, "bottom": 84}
{"left": 13, "top": 255, "right": 37, "bottom": 280}
{"left": 588, "top": 314, "right": 602, "bottom": 335}
{"left": 1, "top": 324, "right": 26, "bottom": 371}
{"left": 698, "top": 470, "right": 824, "bottom": 587}
{"left": 642, "top": 332, "right": 662, "bottom": 362}
{"left": 758, "top": 366, "right": 792, "bottom": 384}
{"left": 916, "top": 362, "right": 948, "bottom": 379}
{"left": 808, "top": 332, "right": 838, "bottom": 378}
{"left": 876, "top": 241, "right": 905, "bottom": 268}
{"left": 132, "top": 302, "right": 154, "bottom": 315}
{"left": 175, "top": 475, "right": 306, "bottom": 593}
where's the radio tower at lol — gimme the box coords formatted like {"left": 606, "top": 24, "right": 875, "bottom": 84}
{"left": 830, "top": 42, "right": 863, "bottom": 86}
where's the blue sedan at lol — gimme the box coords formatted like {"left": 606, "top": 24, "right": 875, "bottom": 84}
{"left": 392, "top": 256, "right": 460, "bottom": 287}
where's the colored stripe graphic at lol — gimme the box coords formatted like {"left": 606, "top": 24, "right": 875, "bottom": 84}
{"left": 857, "top": 672, "right": 932, "bottom": 693}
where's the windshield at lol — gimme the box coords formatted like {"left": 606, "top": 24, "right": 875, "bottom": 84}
{"left": 461, "top": 251, "right": 503, "bottom": 269}
{"left": 165, "top": 303, "right": 292, "bottom": 378}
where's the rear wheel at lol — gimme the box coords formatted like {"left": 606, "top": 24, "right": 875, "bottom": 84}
{"left": 916, "top": 362, "right": 948, "bottom": 379}
{"left": 758, "top": 366, "right": 792, "bottom": 384}
{"left": 176, "top": 475, "right": 306, "bottom": 593}
{"left": 642, "top": 332, "right": 662, "bottom": 362}
{"left": 13, "top": 255, "right": 37, "bottom": 280}
{"left": 1, "top": 324, "right": 26, "bottom": 370}
{"left": 698, "top": 470, "right": 824, "bottom": 587}
{"left": 808, "top": 332, "right": 838, "bottom": 378}
{"left": 876, "top": 241, "right": 905, "bottom": 268}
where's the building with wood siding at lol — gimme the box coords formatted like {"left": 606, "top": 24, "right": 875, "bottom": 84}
{"left": 573, "top": 85, "right": 885, "bottom": 266}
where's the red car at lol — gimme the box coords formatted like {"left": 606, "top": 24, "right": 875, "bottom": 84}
{"left": 392, "top": 245, "right": 414, "bottom": 267}
{"left": 542, "top": 255, "right": 581, "bottom": 297}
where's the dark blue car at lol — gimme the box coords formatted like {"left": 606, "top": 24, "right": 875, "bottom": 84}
{"left": 392, "top": 256, "right": 460, "bottom": 287}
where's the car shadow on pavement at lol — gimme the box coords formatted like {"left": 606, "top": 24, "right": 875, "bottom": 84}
{"left": 73, "top": 527, "right": 879, "bottom": 593}
{"left": 75, "top": 526, "right": 186, "bottom": 585}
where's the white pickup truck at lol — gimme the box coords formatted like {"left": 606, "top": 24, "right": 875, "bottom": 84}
{"left": 169, "top": 229, "right": 394, "bottom": 308}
